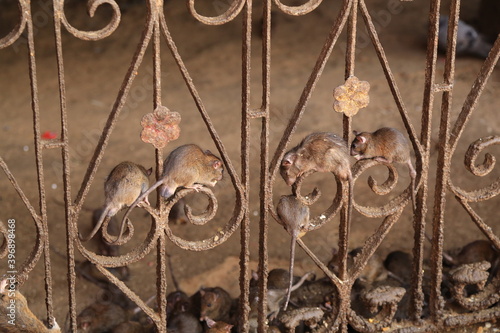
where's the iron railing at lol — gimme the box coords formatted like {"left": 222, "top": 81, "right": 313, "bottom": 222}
{"left": 1, "top": 0, "right": 500, "bottom": 332}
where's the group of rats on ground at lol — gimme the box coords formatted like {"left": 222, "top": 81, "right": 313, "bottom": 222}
{"left": 5, "top": 127, "right": 498, "bottom": 332}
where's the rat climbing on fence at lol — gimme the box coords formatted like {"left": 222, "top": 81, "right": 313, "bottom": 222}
{"left": 79, "top": 161, "right": 152, "bottom": 242}
{"left": 350, "top": 127, "right": 417, "bottom": 212}
{"left": 117, "top": 144, "right": 224, "bottom": 243}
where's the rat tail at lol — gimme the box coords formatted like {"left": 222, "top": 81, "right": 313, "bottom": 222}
{"left": 407, "top": 160, "right": 417, "bottom": 214}
{"left": 112, "top": 179, "right": 163, "bottom": 244}
{"left": 284, "top": 233, "right": 297, "bottom": 311}
{"left": 79, "top": 206, "right": 110, "bottom": 242}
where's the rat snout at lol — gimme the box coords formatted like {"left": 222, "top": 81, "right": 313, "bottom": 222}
{"left": 350, "top": 147, "right": 360, "bottom": 159}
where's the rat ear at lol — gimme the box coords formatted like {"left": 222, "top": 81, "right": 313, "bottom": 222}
{"left": 359, "top": 135, "right": 367, "bottom": 144}
{"left": 146, "top": 167, "right": 153, "bottom": 176}
{"left": 205, "top": 149, "right": 213, "bottom": 155}
{"left": 212, "top": 160, "right": 222, "bottom": 169}
{"left": 352, "top": 130, "right": 359, "bottom": 136}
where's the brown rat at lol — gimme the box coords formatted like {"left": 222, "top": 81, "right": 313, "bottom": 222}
{"left": 267, "top": 268, "right": 296, "bottom": 290}
{"left": 79, "top": 161, "right": 152, "bottom": 242}
{"left": 205, "top": 318, "right": 233, "bottom": 333}
{"left": 350, "top": 127, "right": 417, "bottom": 212}
{"left": 199, "top": 287, "right": 234, "bottom": 324}
{"left": 276, "top": 195, "right": 310, "bottom": 311}
{"left": 280, "top": 132, "right": 351, "bottom": 185}
{"left": 118, "top": 144, "right": 224, "bottom": 243}
{"left": 442, "top": 239, "right": 500, "bottom": 281}
{"left": 76, "top": 301, "right": 127, "bottom": 332}
{"left": 384, "top": 250, "right": 413, "bottom": 286}
{"left": 0, "top": 279, "right": 61, "bottom": 333}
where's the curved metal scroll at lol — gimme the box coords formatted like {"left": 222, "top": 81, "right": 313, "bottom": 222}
{"left": 0, "top": 0, "right": 28, "bottom": 49}
{"left": 56, "top": 0, "right": 121, "bottom": 41}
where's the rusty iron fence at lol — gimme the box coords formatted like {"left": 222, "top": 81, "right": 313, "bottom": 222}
{"left": 1, "top": 0, "right": 500, "bottom": 331}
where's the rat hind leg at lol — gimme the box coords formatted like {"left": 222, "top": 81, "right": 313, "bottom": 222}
{"left": 374, "top": 156, "right": 392, "bottom": 164}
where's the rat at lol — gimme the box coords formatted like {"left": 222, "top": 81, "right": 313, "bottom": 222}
{"left": 276, "top": 194, "right": 310, "bottom": 311}
{"left": 79, "top": 161, "right": 152, "bottom": 242}
{"left": 384, "top": 250, "right": 413, "bottom": 286}
{"left": 350, "top": 127, "right": 417, "bottom": 212}
{"left": 199, "top": 287, "right": 234, "bottom": 324}
{"left": 280, "top": 132, "right": 351, "bottom": 185}
{"left": 267, "top": 268, "right": 297, "bottom": 290}
{"left": 279, "top": 132, "right": 353, "bottom": 235}
{"left": 117, "top": 144, "right": 224, "bottom": 243}
{"left": 76, "top": 301, "right": 127, "bottom": 332}
{"left": 205, "top": 318, "right": 233, "bottom": 333}
{"left": 0, "top": 279, "right": 61, "bottom": 333}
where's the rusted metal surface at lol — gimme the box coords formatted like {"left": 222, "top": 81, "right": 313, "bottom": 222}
{"left": 1, "top": 0, "right": 500, "bottom": 332}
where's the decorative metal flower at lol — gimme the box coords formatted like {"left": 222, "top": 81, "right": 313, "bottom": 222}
{"left": 332, "top": 76, "right": 370, "bottom": 117}
{"left": 140, "top": 106, "right": 181, "bottom": 149}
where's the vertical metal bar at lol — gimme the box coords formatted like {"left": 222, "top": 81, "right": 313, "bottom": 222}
{"left": 344, "top": 0, "right": 357, "bottom": 79}
{"left": 256, "top": 0, "right": 271, "bottom": 330}
{"left": 52, "top": 0, "right": 77, "bottom": 330}
{"left": 339, "top": 0, "right": 358, "bottom": 281}
{"left": 336, "top": 4, "right": 358, "bottom": 332}
{"left": 240, "top": 0, "right": 252, "bottom": 331}
{"left": 412, "top": 0, "right": 442, "bottom": 322}
{"left": 342, "top": 0, "right": 357, "bottom": 143}
{"left": 156, "top": 231, "right": 167, "bottom": 332}
{"left": 25, "top": 1, "right": 55, "bottom": 327}
{"left": 430, "top": 0, "right": 460, "bottom": 322}
{"left": 153, "top": 10, "right": 167, "bottom": 331}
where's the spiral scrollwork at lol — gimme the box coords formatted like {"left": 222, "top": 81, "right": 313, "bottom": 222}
{"left": 56, "top": 0, "right": 121, "bottom": 41}
{"left": 351, "top": 159, "right": 412, "bottom": 218}
{"left": 270, "top": 170, "right": 345, "bottom": 232}
{"left": 101, "top": 215, "right": 134, "bottom": 245}
{"left": 465, "top": 136, "right": 500, "bottom": 177}
{"left": 187, "top": 0, "right": 246, "bottom": 26}
{"left": 164, "top": 186, "right": 244, "bottom": 251}
{"left": 451, "top": 136, "right": 500, "bottom": 202}
{"left": 173, "top": 187, "right": 219, "bottom": 226}
{"left": 291, "top": 170, "right": 322, "bottom": 206}
{"left": 0, "top": 0, "right": 28, "bottom": 49}
{"left": 75, "top": 213, "right": 161, "bottom": 268}
{"left": 272, "top": 0, "right": 324, "bottom": 16}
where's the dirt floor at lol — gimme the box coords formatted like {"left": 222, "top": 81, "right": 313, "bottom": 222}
{"left": 1, "top": 0, "right": 500, "bottom": 331}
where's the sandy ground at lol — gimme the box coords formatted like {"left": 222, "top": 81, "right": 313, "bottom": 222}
{"left": 1, "top": 0, "right": 500, "bottom": 331}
